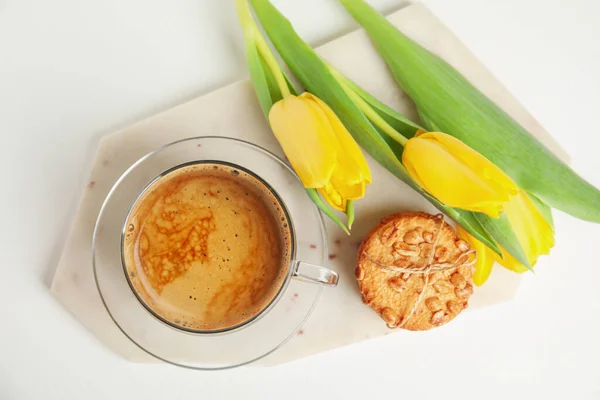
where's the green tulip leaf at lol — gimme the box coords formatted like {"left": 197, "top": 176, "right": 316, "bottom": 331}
{"left": 475, "top": 213, "right": 532, "bottom": 269}
{"left": 527, "top": 192, "right": 554, "bottom": 230}
{"left": 306, "top": 188, "right": 350, "bottom": 235}
{"left": 339, "top": 0, "right": 600, "bottom": 223}
{"left": 244, "top": 39, "right": 275, "bottom": 118}
{"left": 330, "top": 68, "right": 423, "bottom": 138}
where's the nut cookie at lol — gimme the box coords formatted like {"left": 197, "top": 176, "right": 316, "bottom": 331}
{"left": 356, "top": 212, "right": 475, "bottom": 331}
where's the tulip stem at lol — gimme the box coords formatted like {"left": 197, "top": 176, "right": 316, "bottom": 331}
{"left": 330, "top": 67, "right": 408, "bottom": 146}
{"left": 346, "top": 200, "right": 355, "bottom": 229}
{"left": 236, "top": 0, "right": 291, "bottom": 99}
{"left": 254, "top": 29, "right": 291, "bottom": 98}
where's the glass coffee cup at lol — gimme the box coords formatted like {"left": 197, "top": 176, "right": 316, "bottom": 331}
{"left": 93, "top": 136, "right": 337, "bottom": 369}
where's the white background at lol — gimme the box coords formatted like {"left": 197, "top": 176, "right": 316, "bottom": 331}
{"left": 1, "top": 0, "right": 600, "bottom": 398}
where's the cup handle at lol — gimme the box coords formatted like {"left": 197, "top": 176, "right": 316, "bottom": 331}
{"left": 292, "top": 261, "right": 339, "bottom": 287}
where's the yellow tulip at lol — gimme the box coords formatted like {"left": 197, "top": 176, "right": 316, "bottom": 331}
{"left": 458, "top": 191, "right": 554, "bottom": 285}
{"left": 269, "top": 92, "right": 371, "bottom": 211}
{"left": 503, "top": 191, "right": 555, "bottom": 266}
{"left": 458, "top": 226, "right": 495, "bottom": 286}
{"left": 402, "top": 131, "right": 518, "bottom": 218}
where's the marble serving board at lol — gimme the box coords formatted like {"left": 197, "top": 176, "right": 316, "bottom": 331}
{"left": 51, "top": 3, "right": 568, "bottom": 366}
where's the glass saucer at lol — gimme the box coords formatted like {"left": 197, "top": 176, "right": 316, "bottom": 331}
{"left": 93, "top": 137, "right": 328, "bottom": 370}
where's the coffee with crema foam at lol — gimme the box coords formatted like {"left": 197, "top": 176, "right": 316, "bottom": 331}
{"left": 122, "top": 162, "right": 292, "bottom": 332}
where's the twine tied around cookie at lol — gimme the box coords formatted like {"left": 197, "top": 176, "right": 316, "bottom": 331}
{"left": 362, "top": 214, "right": 476, "bottom": 329}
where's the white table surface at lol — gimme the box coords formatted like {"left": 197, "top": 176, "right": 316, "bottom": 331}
{"left": 1, "top": 0, "right": 599, "bottom": 399}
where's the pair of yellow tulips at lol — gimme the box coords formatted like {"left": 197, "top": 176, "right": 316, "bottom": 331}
{"left": 404, "top": 130, "right": 554, "bottom": 284}
{"left": 269, "top": 92, "right": 553, "bottom": 284}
